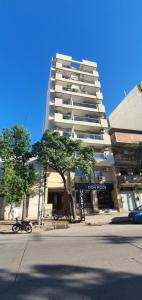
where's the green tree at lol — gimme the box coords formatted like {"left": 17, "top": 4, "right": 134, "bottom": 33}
{"left": 33, "top": 130, "right": 95, "bottom": 219}
{"left": 0, "top": 125, "right": 35, "bottom": 219}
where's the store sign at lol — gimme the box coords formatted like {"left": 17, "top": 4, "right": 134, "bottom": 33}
{"left": 75, "top": 183, "right": 113, "bottom": 191}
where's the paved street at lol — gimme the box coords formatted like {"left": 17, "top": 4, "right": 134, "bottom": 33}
{"left": 0, "top": 223, "right": 142, "bottom": 300}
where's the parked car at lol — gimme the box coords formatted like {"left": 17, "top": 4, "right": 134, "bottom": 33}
{"left": 128, "top": 205, "right": 142, "bottom": 223}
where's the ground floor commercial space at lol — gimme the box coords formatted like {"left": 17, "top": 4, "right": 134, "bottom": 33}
{"left": 44, "top": 182, "right": 117, "bottom": 218}
{"left": 2, "top": 174, "right": 142, "bottom": 221}
{"left": 118, "top": 187, "right": 142, "bottom": 211}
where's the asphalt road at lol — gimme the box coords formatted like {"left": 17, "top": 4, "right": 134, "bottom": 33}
{"left": 0, "top": 223, "right": 142, "bottom": 300}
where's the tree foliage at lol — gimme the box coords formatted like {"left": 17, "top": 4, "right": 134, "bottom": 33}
{"left": 33, "top": 130, "right": 95, "bottom": 218}
{"left": 0, "top": 125, "right": 35, "bottom": 211}
{"left": 33, "top": 130, "right": 95, "bottom": 179}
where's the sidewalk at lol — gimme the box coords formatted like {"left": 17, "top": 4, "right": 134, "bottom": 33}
{"left": 0, "top": 212, "right": 129, "bottom": 233}
{"left": 85, "top": 212, "right": 128, "bottom": 225}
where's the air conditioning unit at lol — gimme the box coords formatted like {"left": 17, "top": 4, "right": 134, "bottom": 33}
{"left": 98, "top": 176, "right": 105, "bottom": 182}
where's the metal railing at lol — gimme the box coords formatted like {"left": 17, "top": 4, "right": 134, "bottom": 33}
{"left": 77, "top": 133, "right": 103, "bottom": 140}
{"left": 74, "top": 116, "right": 100, "bottom": 123}
{"left": 63, "top": 132, "right": 72, "bottom": 137}
{"left": 94, "top": 153, "right": 106, "bottom": 159}
{"left": 63, "top": 115, "right": 100, "bottom": 123}
{"left": 62, "top": 100, "right": 97, "bottom": 109}
{"left": 118, "top": 175, "right": 142, "bottom": 184}
{"left": 74, "top": 102, "right": 97, "bottom": 109}
{"left": 63, "top": 87, "right": 96, "bottom": 96}
{"left": 63, "top": 115, "right": 72, "bottom": 120}
{"left": 114, "top": 154, "right": 136, "bottom": 162}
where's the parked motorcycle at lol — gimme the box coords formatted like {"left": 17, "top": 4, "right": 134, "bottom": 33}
{"left": 12, "top": 218, "right": 32, "bottom": 233}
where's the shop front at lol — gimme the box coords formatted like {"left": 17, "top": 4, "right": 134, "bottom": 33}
{"left": 120, "top": 188, "right": 142, "bottom": 211}
{"left": 75, "top": 183, "right": 114, "bottom": 217}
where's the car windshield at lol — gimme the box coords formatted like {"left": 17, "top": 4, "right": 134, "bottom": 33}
{"left": 136, "top": 205, "right": 142, "bottom": 211}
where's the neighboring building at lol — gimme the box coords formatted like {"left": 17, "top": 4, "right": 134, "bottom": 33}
{"left": 0, "top": 158, "right": 40, "bottom": 220}
{"left": 109, "top": 82, "right": 142, "bottom": 211}
{"left": 44, "top": 53, "right": 115, "bottom": 216}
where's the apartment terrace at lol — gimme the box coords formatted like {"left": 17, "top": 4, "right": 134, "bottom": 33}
{"left": 114, "top": 153, "right": 137, "bottom": 165}
{"left": 118, "top": 174, "right": 142, "bottom": 186}
{"left": 57, "top": 130, "right": 111, "bottom": 148}
{"left": 54, "top": 85, "right": 103, "bottom": 103}
{"left": 54, "top": 97, "right": 105, "bottom": 115}
{"left": 54, "top": 112, "right": 108, "bottom": 130}
{"left": 55, "top": 73, "right": 101, "bottom": 89}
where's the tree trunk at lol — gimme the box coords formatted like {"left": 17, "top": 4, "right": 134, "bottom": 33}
{"left": 60, "top": 173, "right": 77, "bottom": 220}
{"left": 8, "top": 204, "right": 14, "bottom": 220}
{"left": 22, "top": 197, "right": 27, "bottom": 220}
{"left": 68, "top": 193, "right": 76, "bottom": 220}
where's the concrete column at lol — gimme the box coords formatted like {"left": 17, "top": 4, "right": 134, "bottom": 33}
{"left": 44, "top": 172, "right": 53, "bottom": 217}
{"left": 44, "top": 172, "right": 48, "bottom": 205}
{"left": 91, "top": 190, "right": 99, "bottom": 212}
{"left": 44, "top": 173, "right": 48, "bottom": 206}
{"left": 112, "top": 167, "right": 122, "bottom": 211}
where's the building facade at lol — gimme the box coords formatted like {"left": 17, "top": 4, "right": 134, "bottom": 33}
{"left": 109, "top": 82, "right": 142, "bottom": 211}
{"left": 44, "top": 53, "right": 115, "bottom": 216}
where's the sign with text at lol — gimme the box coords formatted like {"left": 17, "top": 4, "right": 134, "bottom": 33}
{"left": 75, "top": 183, "right": 113, "bottom": 191}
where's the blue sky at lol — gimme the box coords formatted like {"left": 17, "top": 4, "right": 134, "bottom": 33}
{"left": 0, "top": 0, "right": 142, "bottom": 143}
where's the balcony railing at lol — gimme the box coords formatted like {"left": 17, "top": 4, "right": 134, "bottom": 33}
{"left": 77, "top": 133, "right": 103, "bottom": 140}
{"left": 94, "top": 153, "right": 106, "bottom": 159}
{"left": 118, "top": 175, "right": 142, "bottom": 184}
{"left": 63, "top": 65, "right": 94, "bottom": 75}
{"left": 74, "top": 116, "right": 100, "bottom": 123}
{"left": 62, "top": 100, "right": 97, "bottom": 109}
{"left": 63, "top": 99, "right": 71, "bottom": 105}
{"left": 74, "top": 102, "right": 97, "bottom": 109}
{"left": 62, "top": 87, "right": 96, "bottom": 96}
{"left": 63, "top": 115, "right": 72, "bottom": 120}
{"left": 63, "top": 131, "right": 72, "bottom": 137}
{"left": 62, "top": 75, "right": 79, "bottom": 81}
{"left": 62, "top": 75, "right": 96, "bottom": 85}
{"left": 94, "top": 153, "right": 114, "bottom": 164}
{"left": 63, "top": 115, "right": 100, "bottom": 123}
{"left": 114, "top": 154, "right": 136, "bottom": 162}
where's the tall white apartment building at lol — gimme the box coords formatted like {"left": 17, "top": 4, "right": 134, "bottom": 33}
{"left": 44, "top": 54, "right": 115, "bottom": 215}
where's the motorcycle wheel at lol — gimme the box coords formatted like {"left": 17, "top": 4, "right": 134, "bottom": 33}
{"left": 25, "top": 225, "right": 32, "bottom": 233}
{"left": 12, "top": 225, "right": 20, "bottom": 233}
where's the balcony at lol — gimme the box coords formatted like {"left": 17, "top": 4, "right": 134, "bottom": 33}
{"left": 114, "top": 154, "right": 137, "bottom": 165}
{"left": 94, "top": 152, "right": 114, "bottom": 166}
{"left": 73, "top": 115, "right": 100, "bottom": 123}
{"left": 54, "top": 112, "right": 108, "bottom": 131}
{"left": 72, "top": 101, "right": 97, "bottom": 109}
{"left": 118, "top": 175, "right": 142, "bottom": 186}
{"left": 55, "top": 62, "right": 99, "bottom": 78}
{"left": 76, "top": 133, "right": 102, "bottom": 140}
{"left": 75, "top": 132, "right": 111, "bottom": 147}
{"left": 54, "top": 98, "right": 105, "bottom": 114}
{"left": 55, "top": 85, "right": 103, "bottom": 103}
{"left": 57, "top": 130, "right": 111, "bottom": 148}
{"left": 55, "top": 73, "right": 101, "bottom": 88}
{"left": 63, "top": 86, "right": 96, "bottom": 96}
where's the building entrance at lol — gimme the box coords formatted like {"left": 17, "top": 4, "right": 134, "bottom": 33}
{"left": 97, "top": 191, "right": 114, "bottom": 210}
{"left": 48, "top": 192, "right": 63, "bottom": 211}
